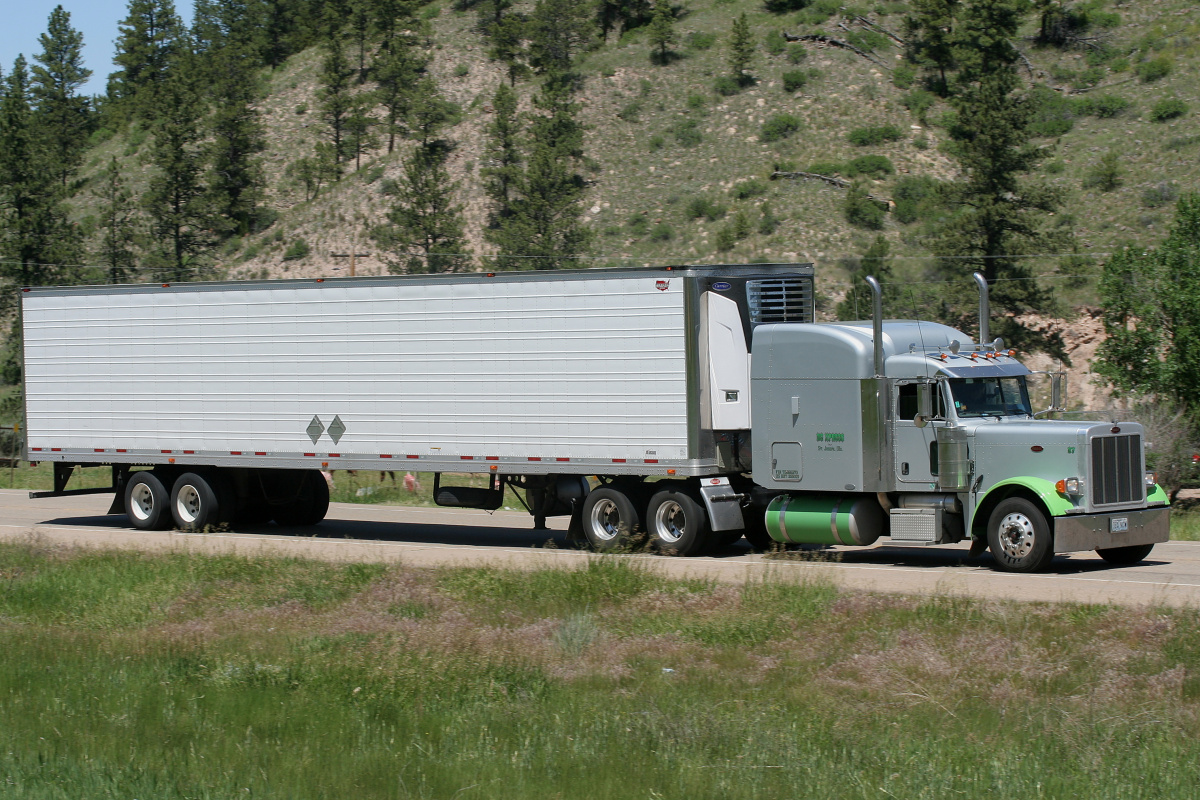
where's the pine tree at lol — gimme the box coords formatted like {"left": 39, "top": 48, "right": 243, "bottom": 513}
{"left": 343, "top": 95, "right": 378, "bottom": 171}
{"left": 31, "top": 5, "right": 92, "bottom": 188}
{"left": 486, "top": 78, "right": 591, "bottom": 270}
{"left": 406, "top": 78, "right": 460, "bottom": 148}
{"left": 348, "top": 0, "right": 373, "bottom": 82}
{"left": 903, "top": 0, "right": 960, "bottom": 95}
{"left": 647, "top": 0, "right": 676, "bottom": 65}
{"left": 205, "top": 45, "right": 266, "bottom": 237}
{"left": 318, "top": 30, "right": 354, "bottom": 167}
{"left": 378, "top": 143, "right": 472, "bottom": 274}
{"left": 836, "top": 236, "right": 898, "bottom": 320}
{"left": 482, "top": 82, "right": 521, "bottom": 223}
{"left": 93, "top": 156, "right": 139, "bottom": 284}
{"left": 373, "top": 43, "right": 422, "bottom": 153}
{"left": 528, "top": 0, "right": 593, "bottom": 78}
{"left": 143, "top": 67, "right": 216, "bottom": 282}
{"left": 488, "top": 14, "right": 529, "bottom": 86}
{"left": 108, "top": 0, "right": 185, "bottom": 120}
{"left": 728, "top": 13, "right": 755, "bottom": 83}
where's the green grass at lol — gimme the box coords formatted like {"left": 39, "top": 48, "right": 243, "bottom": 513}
{"left": 2, "top": 543, "right": 1199, "bottom": 798}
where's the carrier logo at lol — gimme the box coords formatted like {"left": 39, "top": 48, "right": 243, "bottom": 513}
{"left": 656, "top": 279, "right": 670, "bottom": 291}
{"left": 712, "top": 281, "right": 732, "bottom": 291}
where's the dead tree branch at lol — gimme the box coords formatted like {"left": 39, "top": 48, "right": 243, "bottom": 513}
{"left": 771, "top": 171, "right": 892, "bottom": 206}
{"left": 782, "top": 31, "right": 891, "bottom": 69}
{"left": 853, "top": 15, "right": 905, "bottom": 46}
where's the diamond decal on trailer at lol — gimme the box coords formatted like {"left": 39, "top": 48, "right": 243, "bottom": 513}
{"left": 307, "top": 416, "right": 325, "bottom": 444}
{"left": 328, "top": 415, "right": 347, "bottom": 444}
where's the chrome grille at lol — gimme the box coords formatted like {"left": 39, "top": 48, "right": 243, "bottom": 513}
{"left": 747, "top": 278, "right": 814, "bottom": 325}
{"left": 1090, "top": 434, "right": 1143, "bottom": 506}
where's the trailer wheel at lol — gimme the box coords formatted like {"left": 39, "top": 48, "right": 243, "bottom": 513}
{"left": 581, "top": 487, "right": 640, "bottom": 551}
{"left": 124, "top": 471, "right": 171, "bottom": 530}
{"left": 1097, "top": 543, "right": 1155, "bottom": 565}
{"left": 271, "top": 471, "right": 330, "bottom": 527}
{"left": 646, "top": 488, "right": 712, "bottom": 556}
{"left": 987, "top": 497, "right": 1054, "bottom": 573}
{"left": 170, "top": 472, "right": 233, "bottom": 531}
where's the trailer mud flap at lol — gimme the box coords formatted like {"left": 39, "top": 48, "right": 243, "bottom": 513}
{"left": 433, "top": 473, "right": 504, "bottom": 511}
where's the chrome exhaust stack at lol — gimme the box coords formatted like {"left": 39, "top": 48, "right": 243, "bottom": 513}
{"left": 972, "top": 271, "right": 989, "bottom": 347}
{"left": 865, "top": 275, "right": 884, "bottom": 377}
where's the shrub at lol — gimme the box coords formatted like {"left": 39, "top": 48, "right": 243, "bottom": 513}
{"left": 730, "top": 179, "right": 768, "bottom": 200}
{"left": 844, "top": 183, "right": 886, "bottom": 229}
{"left": 648, "top": 133, "right": 665, "bottom": 150}
{"left": 686, "top": 93, "right": 706, "bottom": 110}
{"left": 843, "top": 155, "right": 894, "bottom": 179}
{"left": 764, "top": 30, "right": 787, "bottom": 56}
{"left": 714, "top": 225, "right": 738, "bottom": 251}
{"left": 759, "top": 202, "right": 781, "bottom": 234}
{"left": 649, "top": 222, "right": 674, "bottom": 242}
{"left": 627, "top": 214, "right": 650, "bottom": 235}
{"left": 618, "top": 101, "right": 642, "bottom": 122}
{"left": 901, "top": 89, "right": 936, "bottom": 123}
{"left": 686, "top": 196, "right": 726, "bottom": 221}
{"left": 761, "top": 113, "right": 802, "bottom": 142}
{"left": 807, "top": 160, "right": 844, "bottom": 177}
{"left": 252, "top": 207, "right": 280, "bottom": 233}
{"left": 1083, "top": 151, "right": 1121, "bottom": 192}
{"left": 453, "top": 63, "right": 469, "bottom": 77}
{"left": 1045, "top": 160, "right": 1065, "bottom": 175}
{"left": 1137, "top": 56, "right": 1171, "bottom": 83}
{"left": 892, "top": 64, "right": 915, "bottom": 90}
{"left": 847, "top": 124, "right": 904, "bottom": 146}
{"left": 732, "top": 210, "right": 752, "bottom": 240}
{"left": 283, "top": 239, "right": 310, "bottom": 261}
{"left": 1150, "top": 98, "right": 1188, "bottom": 122}
{"left": 1074, "top": 94, "right": 1132, "bottom": 119}
{"left": 380, "top": 178, "right": 401, "bottom": 196}
{"left": 672, "top": 119, "right": 702, "bottom": 147}
{"left": 713, "top": 75, "right": 741, "bottom": 96}
{"left": 1140, "top": 182, "right": 1178, "bottom": 209}
{"left": 786, "top": 45, "right": 807, "bottom": 64}
{"left": 687, "top": 31, "right": 717, "bottom": 50}
{"left": 892, "top": 175, "right": 941, "bottom": 224}
{"left": 1028, "top": 84, "right": 1075, "bottom": 137}
{"left": 782, "top": 69, "right": 808, "bottom": 92}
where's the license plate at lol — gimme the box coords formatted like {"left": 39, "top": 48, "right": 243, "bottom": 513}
{"left": 1110, "top": 517, "right": 1129, "bottom": 532}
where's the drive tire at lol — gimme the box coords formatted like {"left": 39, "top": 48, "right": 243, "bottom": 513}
{"left": 742, "top": 507, "right": 775, "bottom": 551}
{"left": 170, "top": 472, "right": 233, "bottom": 532}
{"left": 987, "top": 497, "right": 1055, "bottom": 573}
{"left": 1097, "top": 543, "right": 1154, "bottom": 565}
{"left": 580, "top": 487, "right": 640, "bottom": 551}
{"left": 646, "top": 488, "right": 712, "bottom": 556}
{"left": 124, "top": 471, "right": 171, "bottom": 530}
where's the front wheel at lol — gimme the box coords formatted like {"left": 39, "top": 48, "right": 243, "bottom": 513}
{"left": 1097, "top": 543, "right": 1154, "bottom": 565}
{"left": 987, "top": 497, "right": 1054, "bottom": 573}
{"left": 580, "top": 487, "right": 641, "bottom": 551}
{"left": 646, "top": 488, "right": 712, "bottom": 556}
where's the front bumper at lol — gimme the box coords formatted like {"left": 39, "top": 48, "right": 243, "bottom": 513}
{"left": 1053, "top": 506, "right": 1169, "bottom": 553}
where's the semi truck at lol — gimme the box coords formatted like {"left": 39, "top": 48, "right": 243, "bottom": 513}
{"left": 21, "top": 263, "right": 1169, "bottom": 572}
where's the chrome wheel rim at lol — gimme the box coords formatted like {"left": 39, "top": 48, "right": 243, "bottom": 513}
{"left": 653, "top": 500, "right": 686, "bottom": 544}
{"left": 588, "top": 498, "right": 621, "bottom": 541}
{"left": 997, "top": 512, "right": 1036, "bottom": 559}
{"left": 176, "top": 485, "right": 202, "bottom": 525}
{"left": 130, "top": 483, "right": 155, "bottom": 521}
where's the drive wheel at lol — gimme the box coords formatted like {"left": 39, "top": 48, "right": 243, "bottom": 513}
{"left": 742, "top": 507, "right": 775, "bottom": 551}
{"left": 125, "top": 471, "right": 171, "bottom": 530}
{"left": 272, "top": 471, "right": 330, "bottom": 527}
{"left": 580, "top": 487, "right": 640, "bottom": 551}
{"left": 1097, "top": 543, "right": 1154, "bottom": 565}
{"left": 987, "top": 497, "right": 1054, "bottom": 573}
{"left": 646, "top": 489, "right": 712, "bottom": 556}
{"left": 170, "top": 472, "right": 232, "bottom": 531}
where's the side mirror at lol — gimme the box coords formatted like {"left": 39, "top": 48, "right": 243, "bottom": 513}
{"left": 1050, "top": 372, "right": 1065, "bottom": 411}
{"left": 915, "top": 381, "right": 933, "bottom": 428}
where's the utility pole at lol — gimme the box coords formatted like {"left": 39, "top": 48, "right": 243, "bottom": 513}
{"left": 330, "top": 251, "right": 372, "bottom": 276}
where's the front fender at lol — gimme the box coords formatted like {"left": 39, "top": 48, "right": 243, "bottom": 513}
{"left": 970, "top": 477, "right": 1076, "bottom": 539}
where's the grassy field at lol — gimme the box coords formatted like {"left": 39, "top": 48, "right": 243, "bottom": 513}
{"left": 0, "top": 541, "right": 1198, "bottom": 798}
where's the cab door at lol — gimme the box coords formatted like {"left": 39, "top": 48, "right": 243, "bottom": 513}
{"left": 892, "top": 380, "right": 941, "bottom": 486}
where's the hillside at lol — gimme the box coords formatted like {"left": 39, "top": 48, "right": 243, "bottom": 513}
{"left": 59, "top": 0, "right": 1200, "bottom": 313}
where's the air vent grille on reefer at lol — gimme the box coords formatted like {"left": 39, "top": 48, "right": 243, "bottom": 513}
{"left": 747, "top": 278, "right": 814, "bottom": 325}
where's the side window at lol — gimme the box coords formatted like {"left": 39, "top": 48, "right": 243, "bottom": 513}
{"left": 897, "top": 383, "right": 918, "bottom": 420}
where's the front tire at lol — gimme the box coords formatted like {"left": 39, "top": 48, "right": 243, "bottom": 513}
{"left": 125, "top": 471, "right": 171, "bottom": 530}
{"left": 987, "top": 497, "right": 1054, "bottom": 573}
{"left": 646, "top": 488, "right": 712, "bottom": 556}
{"left": 580, "top": 487, "right": 641, "bottom": 551}
{"left": 1097, "top": 543, "right": 1154, "bottom": 565}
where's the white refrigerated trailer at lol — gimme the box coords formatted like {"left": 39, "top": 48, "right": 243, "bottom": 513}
{"left": 22, "top": 264, "right": 813, "bottom": 553}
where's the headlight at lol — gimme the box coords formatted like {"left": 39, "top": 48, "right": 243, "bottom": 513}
{"left": 1145, "top": 471, "right": 1157, "bottom": 487}
{"left": 1055, "top": 477, "right": 1083, "bottom": 496}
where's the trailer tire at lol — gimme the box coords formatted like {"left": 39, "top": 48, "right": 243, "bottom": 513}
{"left": 170, "top": 472, "right": 233, "bottom": 531}
{"left": 987, "top": 497, "right": 1054, "bottom": 573}
{"left": 271, "top": 471, "right": 329, "bottom": 527}
{"left": 646, "top": 488, "right": 712, "bottom": 556}
{"left": 1097, "top": 543, "right": 1155, "bottom": 565}
{"left": 124, "top": 471, "right": 172, "bottom": 530}
{"left": 581, "top": 487, "right": 641, "bottom": 551}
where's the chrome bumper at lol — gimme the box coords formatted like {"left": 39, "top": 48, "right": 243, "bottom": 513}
{"left": 1054, "top": 506, "right": 1170, "bottom": 553}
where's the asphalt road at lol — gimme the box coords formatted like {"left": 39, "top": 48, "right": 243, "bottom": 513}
{"left": 2, "top": 489, "right": 1199, "bottom": 608}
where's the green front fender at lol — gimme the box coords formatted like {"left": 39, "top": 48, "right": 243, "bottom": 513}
{"left": 971, "top": 477, "right": 1076, "bottom": 538}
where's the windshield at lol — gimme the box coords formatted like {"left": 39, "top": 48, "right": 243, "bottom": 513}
{"left": 948, "top": 377, "right": 1032, "bottom": 418}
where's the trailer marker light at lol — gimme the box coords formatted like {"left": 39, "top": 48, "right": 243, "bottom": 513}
{"left": 51, "top": 448, "right": 61, "bottom": 452}
{"left": 184, "top": 450, "right": 194, "bottom": 454}
{"left": 255, "top": 452, "right": 266, "bottom": 456}
{"left": 31, "top": 448, "right": 42, "bottom": 451}
{"left": 490, "top": 465, "right": 497, "bottom": 471}
{"left": 169, "top": 458, "right": 175, "bottom": 463}
{"left": 667, "top": 469, "right": 676, "bottom": 475}
{"left": 487, "top": 272, "right": 495, "bottom": 277}
{"left": 161, "top": 283, "right": 170, "bottom": 288}
{"left": 528, "top": 457, "right": 541, "bottom": 461}
{"left": 646, "top": 459, "right": 659, "bottom": 464}
{"left": 460, "top": 455, "right": 474, "bottom": 460}
{"left": 161, "top": 450, "right": 172, "bottom": 454}
{"left": 322, "top": 462, "right": 329, "bottom": 467}
{"left": 380, "top": 454, "right": 392, "bottom": 458}
{"left": 316, "top": 278, "right": 325, "bottom": 282}
{"left": 1031, "top": 446, "right": 1043, "bottom": 452}
{"left": 556, "top": 457, "right": 569, "bottom": 462}
{"left": 116, "top": 449, "right": 127, "bottom": 453}
{"left": 94, "top": 449, "right": 105, "bottom": 453}
{"left": 304, "top": 453, "right": 316, "bottom": 457}
{"left": 230, "top": 451, "right": 242, "bottom": 455}
{"left": 486, "top": 456, "right": 498, "bottom": 460}
{"left": 22, "top": 288, "right": 29, "bottom": 292}
{"left": 612, "top": 459, "right": 627, "bottom": 463}
{"left": 406, "top": 454, "right": 418, "bottom": 459}
{"left": 328, "top": 453, "right": 340, "bottom": 458}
